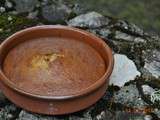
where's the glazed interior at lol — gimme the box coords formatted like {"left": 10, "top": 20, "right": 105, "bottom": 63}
{"left": 1, "top": 26, "right": 109, "bottom": 97}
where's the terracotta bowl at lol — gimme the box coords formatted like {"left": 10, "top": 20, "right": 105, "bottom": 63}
{"left": 0, "top": 25, "right": 114, "bottom": 115}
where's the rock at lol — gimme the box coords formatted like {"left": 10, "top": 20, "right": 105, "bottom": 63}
{"left": 110, "top": 30, "right": 147, "bottom": 55}
{"left": 142, "top": 85, "right": 155, "bottom": 96}
{"left": 41, "top": 0, "right": 48, "bottom": 6}
{"left": 95, "top": 110, "right": 115, "bottom": 120}
{"left": 114, "top": 84, "right": 148, "bottom": 109}
{"left": 0, "top": 7, "right": 6, "bottom": 13}
{"left": 114, "top": 31, "right": 146, "bottom": 43}
{"left": 68, "top": 12, "right": 110, "bottom": 28}
{"left": 69, "top": 107, "right": 93, "bottom": 120}
{"left": 134, "top": 37, "right": 146, "bottom": 43}
{"left": 9, "top": 10, "right": 18, "bottom": 15}
{"left": 96, "top": 111, "right": 107, "bottom": 120}
{"left": 102, "top": 91, "right": 113, "bottom": 101}
{"left": 17, "top": 111, "right": 38, "bottom": 120}
{"left": 5, "top": 0, "right": 13, "bottom": 8}
{"left": 69, "top": 116, "right": 85, "bottom": 120}
{"left": 114, "top": 20, "right": 129, "bottom": 30}
{"left": 0, "top": 28, "right": 3, "bottom": 33}
{"left": 7, "top": 16, "right": 13, "bottom": 21}
{"left": 115, "top": 31, "right": 135, "bottom": 41}
{"left": 154, "top": 108, "right": 160, "bottom": 118}
{"left": 115, "top": 111, "right": 144, "bottom": 120}
{"left": 17, "top": 110, "right": 54, "bottom": 120}
{"left": 18, "top": 110, "right": 91, "bottom": 120}
{"left": 109, "top": 54, "right": 141, "bottom": 87}
{"left": 83, "top": 111, "right": 92, "bottom": 120}
{"left": 113, "top": 20, "right": 145, "bottom": 36}
{"left": 69, "top": 116, "right": 89, "bottom": 120}
{"left": 27, "top": 10, "right": 38, "bottom": 19}
{"left": 0, "top": 104, "right": 20, "bottom": 120}
{"left": 144, "top": 115, "right": 152, "bottom": 120}
{"left": 129, "top": 23, "right": 145, "bottom": 36}
{"left": 13, "top": 0, "right": 39, "bottom": 13}
{"left": 42, "top": 3, "right": 72, "bottom": 23}
{"left": 143, "top": 49, "right": 160, "bottom": 78}
{"left": 69, "top": 112, "right": 92, "bottom": 120}
{"left": 17, "top": 108, "right": 93, "bottom": 120}
{"left": 72, "top": 3, "right": 86, "bottom": 15}
{"left": 98, "top": 28, "right": 111, "bottom": 39}
{"left": 87, "top": 28, "right": 111, "bottom": 39}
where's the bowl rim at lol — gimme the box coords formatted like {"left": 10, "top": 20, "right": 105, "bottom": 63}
{"left": 0, "top": 25, "right": 114, "bottom": 100}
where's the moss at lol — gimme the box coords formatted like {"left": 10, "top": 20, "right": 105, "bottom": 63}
{"left": 0, "top": 14, "right": 37, "bottom": 41}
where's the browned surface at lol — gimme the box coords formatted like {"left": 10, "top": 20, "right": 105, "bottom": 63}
{"left": 3, "top": 37, "right": 106, "bottom": 96}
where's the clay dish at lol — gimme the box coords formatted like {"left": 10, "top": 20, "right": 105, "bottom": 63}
{"left": 0, "top": 25, "right": 114, "bottom": 115}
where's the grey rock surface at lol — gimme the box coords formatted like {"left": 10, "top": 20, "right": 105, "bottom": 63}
{"left": 17, "top": 109, "right": 93, "bottom": 120}
{"left": 144, "top": 115, "right": 152, "bottom": 120}
{"left": 42, "top": 3, "right": 71, "bottom": 23}
{"left": 115, "top": 31, "right": 135, "bottom": 41}
{"left": 0, "top": 6, "right": 6, "bottom": 13}
{"left": 109, "top": 54, "right": 141, "bottom": 87}
{"left": 0, "top": 104, "right": 20, "bottom": 120}
{"left": 113, "top": 20, "right": 145, "bottom": 36}
{"left": 5, "top": 0, "right": 13, "bottom": 9}
{"left": 115, "top": 111, "right": 144, "bottom": 120}
{"left": 87, "top": 28, "right": 111, "bottom": 39}
{"left": 154, "top": 108, "right": 160, "bottom": 119}
{"left": 114, "top": 84, "right": 148, "bottom": 109}
{"left": 27, "top": 10, "right": 38, "bottom": 19}
{"left": 13, "top": 0, "right": 39, "bottom": 13}
{"left": 114, "top": 31, "right": 146, "bottom": 43}
{"left": 143, "top": 49, "right": 160, "bottom": 78}
{"left": 142, "top": 85, "right": 155, "bottom": 96}
{"left": 95, "top": 110, "right": 114, "bottom": 120}
{"left": 16, "top": 110, "right": 54, "bottom": 120}
{"left": 68, "top": 11, "right": 110, "bottom": 28}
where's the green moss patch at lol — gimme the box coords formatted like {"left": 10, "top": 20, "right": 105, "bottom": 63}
{"left": 0, "top": 14, "right": 37, "bottom": 41}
